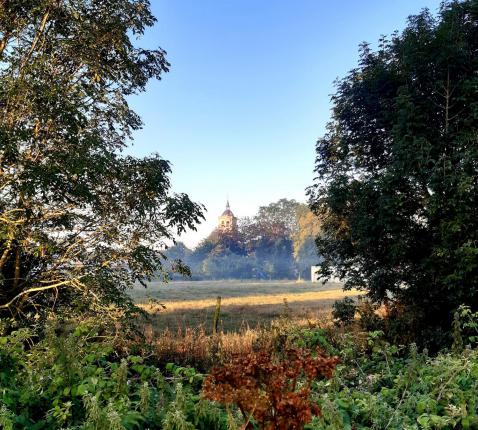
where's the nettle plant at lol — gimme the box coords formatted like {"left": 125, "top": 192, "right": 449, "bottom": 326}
{"left": 456, "top": 305, "right": 478, "bottom": 348}
{"left": 0, "top": 321, "right": 229, "bottom": 429}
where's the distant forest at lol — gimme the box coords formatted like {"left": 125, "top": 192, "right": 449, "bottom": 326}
{"left": 165, "top": 199, "right": 321, "bottom": 280}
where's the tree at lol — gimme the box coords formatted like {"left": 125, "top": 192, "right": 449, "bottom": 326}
{"left": 255, "top": 198, "right": 301, "bottom": 238}
{"left": 0, "top": 1, "right": 203, "bottom": 321}
{"left": 187, "top": 239, "right": 216, "bottom": 278}
{"left": 308, "top": 0, "right": 478, "bottom": 344}
{"left": 163, "top": 242, "right": 192, "bottom": 279}
{"left": 208, "top": 228, "right": 246, "bottom": 256}
{"left": 292, "top": 206, "right": 321, "bottom": 280}
{"left": 240, "top": 201, "right": 299, "bottom": 280}
{"left": 245, "top": 199, "right": 300, "bottom": 277}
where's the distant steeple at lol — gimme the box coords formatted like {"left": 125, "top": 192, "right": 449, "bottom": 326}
{"left": 218, "top": 199, "right": 237, "bottom": 232}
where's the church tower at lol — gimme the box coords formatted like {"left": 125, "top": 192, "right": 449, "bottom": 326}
{"left": 218, "top": 200, "right": 237, "bottom": 232}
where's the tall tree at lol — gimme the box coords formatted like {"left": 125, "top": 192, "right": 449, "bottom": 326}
{"left": 255, "top": 198, "right": 301, "bottom": 238}
{"left": 241, "top": 200, "right": 299, "bottom": 279}
{"left": 0, "top": 1, "right": 203, "bottom": 320}
{"left": 308, "top": 0, "right": 478, "bottom": 343}
{"left": 292, "top": 207, "right": 321, "bottom": 280}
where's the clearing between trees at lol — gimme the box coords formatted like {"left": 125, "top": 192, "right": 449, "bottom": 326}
{"left": 133, "top": 280, "right": 359, "bottom": 332}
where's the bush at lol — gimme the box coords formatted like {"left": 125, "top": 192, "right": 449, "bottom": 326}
{"left": 309, "top": 332, "right": 478, "bottom": 430}
{"left": 0, "top": 321, "right": 229, "bottom": 429}
{"left": 356, "top": 298, "right": 384, "bottom": 332}
{"left": 457, "top": 305, "right": 478, "bottom": 348}
{"left": 332, "top": 297, "right": 357, "bottom": 326}
{"left": 203, "top": 347, "right": 339, "bottom": 430}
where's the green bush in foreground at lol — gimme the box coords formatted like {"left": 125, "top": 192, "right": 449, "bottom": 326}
{"left": 308, "top": 332, "right": 478, "bottom": 430}
{"left": 0, "top": 322, "right": 231, "bottom": 430}
{"left": 1, "top": 320, "right": 478, "bottom": 429}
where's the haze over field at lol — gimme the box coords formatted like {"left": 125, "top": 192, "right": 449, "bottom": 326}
{"left": 134, "top": 280, "right": 357, "bottom": 333}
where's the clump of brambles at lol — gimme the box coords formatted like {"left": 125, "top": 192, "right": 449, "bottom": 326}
{"left": 202, "top": 347, "right": 339, "bottom": 429}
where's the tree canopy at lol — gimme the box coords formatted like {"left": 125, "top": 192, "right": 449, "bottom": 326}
{"left": 308, "top": 0, "right": 478, "bottom": 343}
{"left": 167, "top": 199, "right": 321, "bottom": 280}
{"left": 0, "top": 0, "right": 203, "bottom": 321}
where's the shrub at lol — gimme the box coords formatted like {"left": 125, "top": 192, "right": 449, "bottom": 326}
{"left": 356, "top": 298, "right": 383, "bottom": 332}
{"left": 202, "top": 347, "right": 339, "bottom": 429}
{"left": 457, "top": 305, "right": 478, "bottom": 348}
{"left": 332, "top": 297, "right": 356, "bottom": 326}
{"left": 310, "top": 331, "right": 478, "bottom": 430}
{"left": 0, "top": 321, "right": 229, "bottom": 429}
{"left": 314, "top": 350, "right": 478, "bottom": 429}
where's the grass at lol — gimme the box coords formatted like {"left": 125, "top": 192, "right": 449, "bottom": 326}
{"left": 132, "top": 279, "right": 360, "bottom": 369}
{"left": 133, "top": 279, "right": 359, "bottom": 333}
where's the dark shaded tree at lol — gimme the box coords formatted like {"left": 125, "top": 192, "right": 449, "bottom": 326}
{"left": 308, "top": 0, "right": 478, "bottom": 345}
{"left": 202, "top": 252, "right": 257, "bottom": 280}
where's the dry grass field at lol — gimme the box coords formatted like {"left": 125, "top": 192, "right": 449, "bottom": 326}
{"left": 131, "top": 280, "right": 361, "bottom": 368}
{"left": 133, "top": 280, "right": 360, "bottom": 333}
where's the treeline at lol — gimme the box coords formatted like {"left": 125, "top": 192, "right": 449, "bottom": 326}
{"left": 165, "top": 199, "right": 321, "bottom": 280}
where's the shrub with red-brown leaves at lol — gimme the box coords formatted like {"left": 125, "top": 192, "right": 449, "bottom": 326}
{"left": 202, "top": 347, "right": 339, "bottom": 430}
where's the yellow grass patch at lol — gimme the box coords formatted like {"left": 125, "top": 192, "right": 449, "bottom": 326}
{"left": 134, "top": 280, "right": 361, "bottom": 334}
{"left": 141, "top": 288, "right": 361, "bottom": 313}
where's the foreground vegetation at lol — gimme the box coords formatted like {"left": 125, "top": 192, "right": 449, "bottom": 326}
{"left": 1, "top": 312, "right": 478, "bottom": 429}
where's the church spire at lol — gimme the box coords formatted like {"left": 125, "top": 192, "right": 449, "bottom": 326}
{"left": 218, "top": 199, "right": 237, "bottom": 231}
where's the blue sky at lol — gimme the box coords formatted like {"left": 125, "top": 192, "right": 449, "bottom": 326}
{"left": 128, "top": 0, "right": 443, "bottom": 247}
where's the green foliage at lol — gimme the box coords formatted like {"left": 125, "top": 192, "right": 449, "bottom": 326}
{"left": 311, "top": 347, "right": 478, "bottom": 429}
{"left": 308, "top": 0, "right": 478, "bottom": 345}
{"left": 332, "top": 297, "right": 357, "bottom": 326}
{"left": 0, "top": 404, "right": 14, "bottom": 430}
{"left": 285, "top": 326, "right": 335, "bottom": 357}
{"left": 0, "top": 0, "right": 204, "bottom": 321}
{"left": 2, "top": 318, "right": 478, "bottom": 430}
{"left": 255, "top": 323, "right": 477, "bottom": 430}
{"left": 0, "top": 322, "right": 229, "bottom": 429}
{"left": 457, "top": 305, "right": 478, "bottom": 348}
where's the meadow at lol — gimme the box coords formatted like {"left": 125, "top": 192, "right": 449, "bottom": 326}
{"left": 133, "top": 279, "right": 360, "bottom": 333}
{"left": 2, "top": 1, "right": 477, "bottom": 428}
